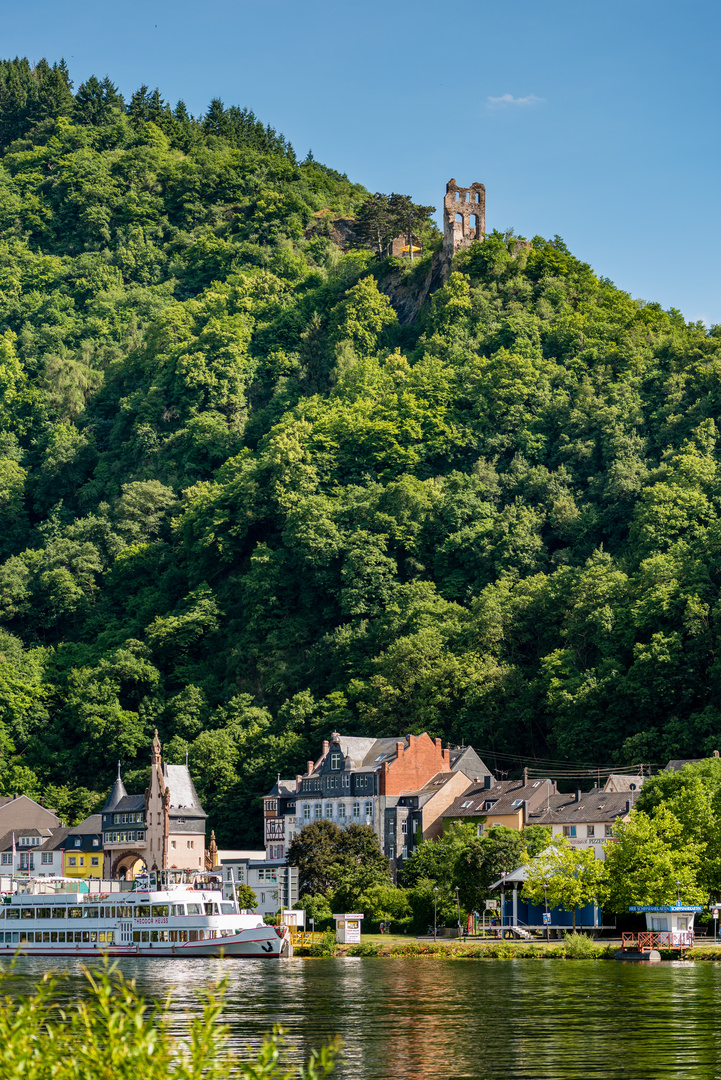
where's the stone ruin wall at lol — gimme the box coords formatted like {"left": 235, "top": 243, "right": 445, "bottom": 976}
{"left": 443, "top": 179, "right": 486, "bottom": 261}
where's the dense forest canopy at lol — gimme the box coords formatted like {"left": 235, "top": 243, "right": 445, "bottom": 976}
{"left": 0, "top": 56, "right": 719, "bottom": 843}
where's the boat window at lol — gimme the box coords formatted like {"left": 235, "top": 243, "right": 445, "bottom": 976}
{"left": 136, "top": 905, "right": 150, "bottom": 918}
{"left": 36, "top": 908, "right": 51, "bottom": 920}
{"left": 68, "top": 907, "right": 83, "bottom": 919}
{"left": 6, "top": 909, "right": 19, "bottom": 920}
{"left": 151, "top": 905, "right": 170, "bottom": 917}
{"left": 117, "top": 905, "right": 133, "bottom": 918}
{"left": 204, "top": 903, "right": 220, "bottom": 915}
{"left": 21, "top": 909, "right": 34, "bottom": 920}
{"left": 52, "top": 908, "right": 66, "bottom": 919}
{"left": 172, "top": 904, "right": 185, "bottom": 916}
{"left": 189, "top": 930, "right": 198, "bottom": 941}
{"left": 0, "top": 909, "right": 4, "bottom": 919}
{"left": 83, "top": 907, "right": 99, "bottom": 919}
{"left": 187, "top": 903, "right": 202, "bottom": 915}
{"left": 221, "top": 904, "right": 234, "bottom": 915}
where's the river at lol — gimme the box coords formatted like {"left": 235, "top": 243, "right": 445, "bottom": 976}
{"left": 3, "top": 955, "right": 721, "bottom": 1079}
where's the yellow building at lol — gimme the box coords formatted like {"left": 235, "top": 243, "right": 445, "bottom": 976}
{"left": 63, "top": 815, "right": 103, "bottom": 880}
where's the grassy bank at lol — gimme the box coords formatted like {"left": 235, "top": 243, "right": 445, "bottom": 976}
{"left": 295, "top": 933, "right": 721, "bottom": 961}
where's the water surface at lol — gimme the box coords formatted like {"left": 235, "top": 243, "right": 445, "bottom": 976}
{"left": 3, "top": 955, "right": 721, "bottom": 1079}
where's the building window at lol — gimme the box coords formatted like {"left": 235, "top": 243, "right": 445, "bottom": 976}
{"left": 364, "top": 802, "right": 373, "bottom": 819}
{"left": 402, "top": 846, "right": 408, "bottom": 859}
{"left": 325, "top": 803, "right": 333, "bottom": 818}
{"left": 563, "top": 826, "right": 577, "bottom": 838}
{"left": 314, "top": 804, "right": 321, "bottom": 820}
{"left": 352, "top": 802, "right": 360, "bottom": 820}
{"left": 303, "top": 804, "right": 311, "bottom": 822}
{"left": 1, "top": 853, "right": 11, "bottom": 865}
{"left": 401, "top": 819, "right": 407, "bottom": 834}
{"left": 41, "top": 853, "right": 53, "bottom": 865}
{"left": 338, "top": 804, "right": 346, "bottom": 821}
{"left": 92, "top": 839, "right": 99, "bottom": 846}
{"left": 587, "top": 825, "right": 595, "bottom": 837}
{"left": 265, "top": 800, "right": 277, "bottom": 813}
{"left": 68, "top": 857, "right": 77, "bottom": 867}
{"left": 605, "top": 824, "right": 614, "bottom": 837}
{"left": 330, "top": 753, "right": 341, "bottom": 770}
{"left": 171, "top": 841, "right": 176, "bottom": 849}
{"left": 79, "top": 857, "right": 84, "bottom": 866}
{"left": 91, "top": 857, "right": 99, "bottom": 867}
{"left": 477, "top": 824, "right": 484, "bottom": 837}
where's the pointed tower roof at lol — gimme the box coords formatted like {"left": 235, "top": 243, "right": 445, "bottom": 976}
{"left": 102, "top": 761, "right": 128, "bottom": 812}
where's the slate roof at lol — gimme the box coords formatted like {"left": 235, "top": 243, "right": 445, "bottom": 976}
{"left": 267, "top": 778, "right": 296, "bottom": 797}
{"left": 527, "top": 788, "right": 635, "bottom": 826}
{"left": 164, "top": 764, "right": 206, "bottom": 818}
{"left": 108, "top": 794, "right": 146, "bottom": 813}
{"left": 448, "top": 746, "right": 495, "bottom": 783}
{"left": 666, "top": 759, "right": 707, "bottom": 772}
{"left": 102, "top": 769, "right": 128, "bottom": 812}
{"left": 443, "top": 778, "right": 555, "bottom": 820}
{"left": 72, "top": 814, "right": 102, "bottom": 835}
{"left": 603, "top": 774, "right": 646, "bottom": 793}
{"left": 0, "top": 827, "right": 70, "bottom": 852}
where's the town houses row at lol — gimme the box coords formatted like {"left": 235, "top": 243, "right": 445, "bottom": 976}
{"left": 3, "top": 727, "right": 708, "bottom": 925}
{"left": 262, "top": 731, "right": 655, "bottom": 873}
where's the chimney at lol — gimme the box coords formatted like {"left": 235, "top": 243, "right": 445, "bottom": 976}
{"left": 306, "top": 760, "right": 314, "bottom": 776}
{"left": 331, "top": 732, "right": 341, "bottom": 742}
{"left": 322, "top": 740, "right": 329, "bottom": 755}
{"left": 484, "top": 775, "right": 492, "bottom": 790}
{"left": 625, "top": 799, "right": 631, "bottom": 813}
{"left": 396, "top": 740, "right": 404, "bottom": 758}
{"left": 296, "top": 774, "right": 303, "bottom": 788}
{"left": 576, "top": 789, "right": 582, "bottom": 803}
{"left": 714, "top": 750, "right": 720, "bottom": 758}
{"left": 523, "top": 768, "right": 528, "bottom": 786}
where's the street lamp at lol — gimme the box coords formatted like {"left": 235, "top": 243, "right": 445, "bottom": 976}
{"left": 455, "top": 885, "right": 461, "bottom": 937}
{"left": 676, "top": 880, "right": 681, "bottom": 907}
{"left": 543, "top": 883, "right": 549, "bottom": 942}
{"left": 433, "top": 886, "right": 439, "bottom": 942}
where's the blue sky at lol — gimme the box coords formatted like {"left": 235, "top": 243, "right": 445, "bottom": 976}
{"left": 4, "top": 0, "right": 720, "bottom": 322}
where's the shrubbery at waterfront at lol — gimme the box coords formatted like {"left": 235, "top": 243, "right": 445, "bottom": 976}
{"left": 0, "top": 962, "right": 338, "bottom": 1078}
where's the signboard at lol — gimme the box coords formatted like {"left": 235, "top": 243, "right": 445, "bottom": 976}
{"left": 265, "top": 818, "right": 285, "bottom": 841}
{"left": 542, "top": 912, "right": 551, "bottom": 925}
{"left": 333, "top": 913, "right": 364, "bottom": 944}
{"left": 485, "top": 899, "right": 499, "bottom": 911}
{"left": 628, "top": 906, "right": 703, "bottom": 913}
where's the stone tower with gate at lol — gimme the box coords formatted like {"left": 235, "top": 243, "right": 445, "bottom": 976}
{"left": 443, "top": 179, "right": 485, "bottom": 261}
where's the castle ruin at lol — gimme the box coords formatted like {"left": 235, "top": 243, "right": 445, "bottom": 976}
{"left": 443, "top": 179, "right": 485, "bottom": 260}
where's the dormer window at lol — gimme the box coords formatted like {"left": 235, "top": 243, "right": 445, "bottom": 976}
{"left": 330, "top": 753, "right": 341, "bottom": 770}
{"left": 74, "top": 839, "right": 81, "bottom": 847}
{"left": 483, "top": 800, "right": 497, "bottom": 811}
{"left": 461, "top": 800, "right": 473, "bottom": 808}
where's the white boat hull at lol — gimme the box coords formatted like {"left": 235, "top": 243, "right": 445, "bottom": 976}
{"left": 2, "top": 929, "right": 291, "bottom": 959}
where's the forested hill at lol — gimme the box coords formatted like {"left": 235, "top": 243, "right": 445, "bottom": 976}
{"left": 0, "top": 57, "right": 719, "bottom": 843}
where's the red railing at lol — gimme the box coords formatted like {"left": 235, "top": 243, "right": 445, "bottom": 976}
{"left": 622, "top": 931, "right": 694, "bottom": 951}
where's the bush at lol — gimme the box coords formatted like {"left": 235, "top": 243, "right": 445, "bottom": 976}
{"left": 562, "top": 931, "right": 601, "bottom": 959}
{"left": 346, "top": 943, "right": 380, "bottom": 957}
{"left": 0, "top": 960, "right": 339, "bottom": 1078}
{"left": 309, "top": 930, "right": 338, "bottom": 957}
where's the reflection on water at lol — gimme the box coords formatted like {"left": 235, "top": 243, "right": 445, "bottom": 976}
{"left": 3, "top": 955, "right": 721, "bottom": 1079}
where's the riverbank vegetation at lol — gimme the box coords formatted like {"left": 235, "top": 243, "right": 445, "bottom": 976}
{"left": 291, "top": 759, "right": 721, "bottom": 931}
{"left": 1, "top": 58, "right": 721, "bottom": 843}
{"left": 0, "top": 961, "right": 338, "bottom": 1078}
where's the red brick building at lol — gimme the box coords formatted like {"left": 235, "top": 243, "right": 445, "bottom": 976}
{"left": 264, "top": 733, "right": 493, "bottom": 874}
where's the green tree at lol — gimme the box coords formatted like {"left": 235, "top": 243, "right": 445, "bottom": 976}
{"left": 604, "top": 807, "right": 707, "bottom": 913}
{"left": 287, "top": 820, "right": 390, "bottom": 900}
{"left": 235, "top": 884, "right": 258, "bottom": 910}
{"left": 523, "top": 841, "right": 608, "bottom": 928}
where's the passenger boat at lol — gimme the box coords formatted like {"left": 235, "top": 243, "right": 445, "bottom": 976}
{"left": 0, "top": 871, "right": 292, "bottom": 958}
